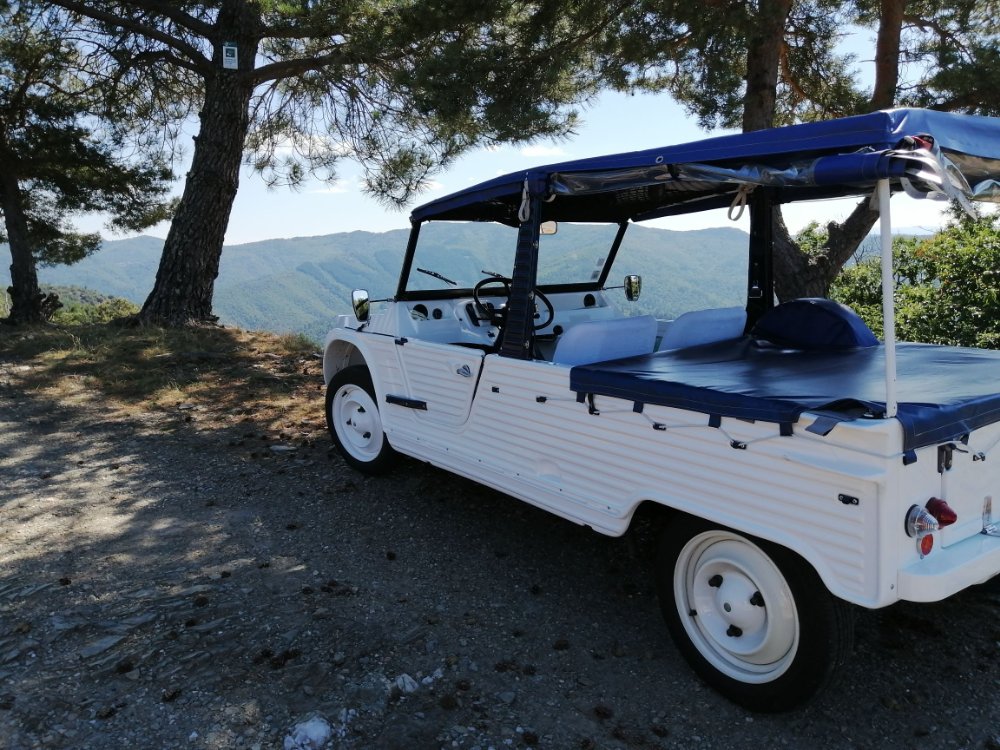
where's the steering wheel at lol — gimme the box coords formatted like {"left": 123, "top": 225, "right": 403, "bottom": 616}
{"left": 472, "top": 276, "right": 554, "bottom": 330}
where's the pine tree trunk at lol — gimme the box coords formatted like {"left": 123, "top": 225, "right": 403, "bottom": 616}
{"left": 139, "top": 11, "right": 258, "bottom": 326}
{"left": 0, "top": 168, "right": 43, "bottom": 324}
{"left": 742, "top": 0, "right": 792, "bottom": 133}
{"left": 772, "top": 198, "right": 880, "bottom": 301}
{"left": 771, "top": 211, "right": 832, "bottom": 300}
{"left": 872, "top": 0, "right": 905, "bottom": 109}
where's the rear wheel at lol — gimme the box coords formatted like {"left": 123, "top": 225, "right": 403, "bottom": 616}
{"left": 325, "top": 366, "right": 397, "bottom": 475}
{"left": 656, "top": 515, "right": 852, "bottom": 712}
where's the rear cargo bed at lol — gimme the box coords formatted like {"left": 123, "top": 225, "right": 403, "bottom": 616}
{"left": 569, "top": 337, "right": 1000, "bottom": 454}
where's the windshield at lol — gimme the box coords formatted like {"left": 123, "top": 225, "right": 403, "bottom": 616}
{"left": 402, "top": 217, "right": 748, "bottom": 318}
{"left": 537, "top": 223, "right": 620, "bottom": 285}
{"left": 403, "top": 221, "right": 620, "bottom": 294}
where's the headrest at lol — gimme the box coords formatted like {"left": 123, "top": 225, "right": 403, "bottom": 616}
{"left": 751, "top": 298, "right": 879, "bottom": 350}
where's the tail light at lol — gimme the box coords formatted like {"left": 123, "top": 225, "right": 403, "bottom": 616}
{"left": 919, "top": 534, "right": 934, "bottom": 556}
{"left": 905, "top": 505, "right": 937, "bottom": 558}
{"left": 905, "top": 505, "right": 939, "bottom": 538}
{"left": 906, "top": 499, "right": 958, "bottom": 559}
{"left": 926, "top": 497, "right": 957, "bottom": 528}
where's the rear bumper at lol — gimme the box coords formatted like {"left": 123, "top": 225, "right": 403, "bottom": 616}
{"left": 898, "top": 531, "right": 1000, "bottom": 602}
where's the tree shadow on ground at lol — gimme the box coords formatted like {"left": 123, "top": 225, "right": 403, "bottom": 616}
{"left": 1, "top": 325, "right": 1000, "bottom": 749}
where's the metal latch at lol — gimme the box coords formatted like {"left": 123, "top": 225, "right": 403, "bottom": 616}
{"left": 938, "top": 443, "right": 954, "bottom": 472}
{"left": 937, "top": 442, "right": 968, "bottom": 473}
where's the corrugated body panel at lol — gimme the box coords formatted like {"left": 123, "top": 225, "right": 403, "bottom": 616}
{"left": 395, "top": 356, "right": 891, "bottom": 606}
{"left": 361, "top": 335, "right": 407, "bottom": 398}
{"left": 394, "top": 340, "right": 483, "bottom": 426}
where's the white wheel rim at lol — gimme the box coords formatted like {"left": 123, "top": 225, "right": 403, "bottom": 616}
{"left": 674, "top": 530, "right": 799, "bottom": 684}
{"left": 331, "top": 383, "right": 384, "bottom": 462}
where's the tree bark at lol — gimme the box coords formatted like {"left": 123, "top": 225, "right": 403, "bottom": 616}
{"left": 872, "top": 0, "right": 905, "bottom": 109}
{"left": 0, "top": 162, "right": 43, "bottom": 324}
{"left": 742, "top": 0, "right": 793, "bottom": 132}
{"left": 740, "top": 0, "right": 816, "bottom": 301}
{"left": 139, "top": 3, "right": 259, "bottom": 326}
{"left": 772, "top": 197, "right": 880, "bottom": 300}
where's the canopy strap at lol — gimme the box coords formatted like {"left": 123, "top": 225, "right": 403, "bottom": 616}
{"left": 727, "top": 184, "right": 755, "bottom": 221}
{"left": 518, "top": 178, "right": 531, "bottom": 223}
{"left": 637, "top": 410, "right": 790, "bottom": 448}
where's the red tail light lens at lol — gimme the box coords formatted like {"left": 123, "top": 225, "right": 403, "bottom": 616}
{"left": 926, "top": 497, "right": 958, "bottom": 528}
{"left": 919, "top": 534, "right": 934, "bottom": 556}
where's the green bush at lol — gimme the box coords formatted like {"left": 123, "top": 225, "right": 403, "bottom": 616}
{"left": 51, "top": 297, "right": 140, "bottom": 325}
{"left": 832, "top": 214, "right": 1000, "bottom": 348}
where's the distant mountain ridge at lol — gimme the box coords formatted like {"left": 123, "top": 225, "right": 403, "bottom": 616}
{"left": 2, "top": 225, "right": 750, "bottom": 341}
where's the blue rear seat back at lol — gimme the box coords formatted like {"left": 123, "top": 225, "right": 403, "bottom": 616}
{"left": 751, "top": 298, "right": 879, "bottom": 350}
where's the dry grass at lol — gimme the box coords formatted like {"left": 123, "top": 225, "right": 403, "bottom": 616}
{"left": 0, "top": 323, "right": 326, "bottom": 437}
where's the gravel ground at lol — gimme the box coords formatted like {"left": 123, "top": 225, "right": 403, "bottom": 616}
{"left": 3, "top": 353, "right": 1000, "bottom": 750}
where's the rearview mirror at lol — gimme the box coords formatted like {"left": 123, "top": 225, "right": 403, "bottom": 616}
{"left": 624, "top": 275, "right": 642, "bottom": 302}
{"left": 540, "top": 221, "right": 558, "bottom": 236}
{"left": 352, "top": 289, "right": 370, "bottom": 322}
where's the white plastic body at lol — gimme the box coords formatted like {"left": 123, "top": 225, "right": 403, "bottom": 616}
{"left": 324, "top": 292, "right": 1000, "bottom": 611}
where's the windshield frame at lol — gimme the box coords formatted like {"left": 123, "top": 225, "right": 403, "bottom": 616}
{"left": 395, "top": 219, "right": 630, "bottom": 301}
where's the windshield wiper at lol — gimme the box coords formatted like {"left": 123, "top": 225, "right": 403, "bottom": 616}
{"left": 481, "top": 269, "right": 506, "bottom": 279}
{"left": 416, "top": 267, "right": 457, "bottom": 286}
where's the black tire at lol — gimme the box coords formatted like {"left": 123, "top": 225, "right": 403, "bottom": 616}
{"left": 325, "top": 366, "right": 397, "bottom": 475}
{"left": 655, "top": 514, "right": 853, "bottom": 712}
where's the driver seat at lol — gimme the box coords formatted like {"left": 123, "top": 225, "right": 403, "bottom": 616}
{"left": 551, "top": 315, "right": 658, "bottom": 366}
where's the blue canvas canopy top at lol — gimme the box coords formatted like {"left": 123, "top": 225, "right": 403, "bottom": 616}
{"left": 411, "top": 108, "right": 1000, "bottom": 225}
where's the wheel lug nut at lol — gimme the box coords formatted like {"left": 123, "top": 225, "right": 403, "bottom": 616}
{"left": 726, "top": 624, "right": 743, "bottom": 637}
{"left": 708, "top": 574, "right": 723, "bottom": 588}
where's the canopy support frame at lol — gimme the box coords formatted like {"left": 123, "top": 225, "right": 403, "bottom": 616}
{"left": 878, "top": 178, "right": 898, "bottom": 419}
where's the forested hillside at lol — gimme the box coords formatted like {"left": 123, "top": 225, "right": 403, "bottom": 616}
{"left": 1, "top": 225, "right": 749, "bottom": 341}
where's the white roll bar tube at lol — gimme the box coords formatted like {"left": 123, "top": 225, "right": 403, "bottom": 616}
{"left": 878, "top": 178, "right": 898, "bottom": 419}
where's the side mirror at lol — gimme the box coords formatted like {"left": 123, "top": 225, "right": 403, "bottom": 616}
{"left": 352, "top": 289, "right": 370, "bottom": 322}
{"left": 624, "top": 275, "right": 642, "bottom": 302}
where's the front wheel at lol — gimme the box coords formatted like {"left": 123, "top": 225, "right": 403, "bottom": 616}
{"left": 656, "top": 516, "right": 853, "bottom": 712}
{"left": 325, "top": 366, "right": 397, "bottom": 475}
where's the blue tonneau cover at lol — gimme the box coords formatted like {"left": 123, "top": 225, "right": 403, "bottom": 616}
{"left": 569, "top": 339, "right": 1000, "bottom": 454}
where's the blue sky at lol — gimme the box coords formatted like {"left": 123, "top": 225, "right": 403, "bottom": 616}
{"left": 121, "top": 89, "right": 955, "bottom": 246}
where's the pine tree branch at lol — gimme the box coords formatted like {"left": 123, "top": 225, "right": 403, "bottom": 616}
{"left": 47, "top": 0, "right": 212, "bottom": 73}
{"left": 250, "top": 48, "right": 361, "bottom": 84}
{"left": 531, "top": 0, "right": 633, "bottom": 66}
{"left": 778, "top": 40, "right": 809, "bottom": 105}
{"left": 119, "top": 0, "right": 215, "bottom": 39}
{"left": 902, "top": 13, "right": 964, "bottom": 48}
{"left": 132, "top": 48, "right": 206, "bottom": 76}
{"left": 824, "top": 197, "right": 880, "bottom": 272}
{"left": 250, "top": 52, "right": 337, "bottom": 84}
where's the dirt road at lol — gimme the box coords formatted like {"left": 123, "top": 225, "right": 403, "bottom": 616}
{"left": 2, "top": 352, "right": 1000, "bottom": 749}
